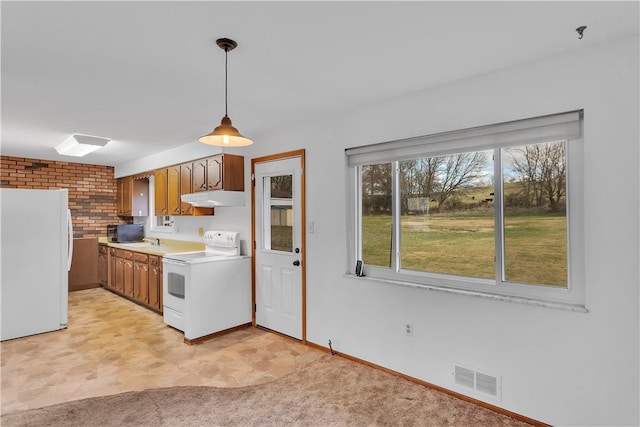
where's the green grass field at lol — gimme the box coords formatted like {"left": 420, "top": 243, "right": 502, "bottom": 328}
{"left": 362, "top": 212, "right": 567, "bottom": 287}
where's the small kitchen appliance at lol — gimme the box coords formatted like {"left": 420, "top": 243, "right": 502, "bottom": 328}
{"left": 162, "top": 231, "right": 250, "bottom": 342}
{"left": 107, "top": 223, "right": 144, "bottom": 243}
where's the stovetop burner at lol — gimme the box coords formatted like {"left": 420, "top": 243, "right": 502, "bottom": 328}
{"left": 163, "top": 231, "right": 244, "bottom": 264}
{"left": 166, "top": 251, "right": 222, "bottom": 260}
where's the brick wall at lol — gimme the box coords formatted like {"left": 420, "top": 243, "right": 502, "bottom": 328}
{"left": 1, "top": 156, "right": 127, "bottom": 238}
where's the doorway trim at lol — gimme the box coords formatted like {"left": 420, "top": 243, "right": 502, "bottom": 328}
{"left": 251, "top": 149, "right": 306, "bottom": 343}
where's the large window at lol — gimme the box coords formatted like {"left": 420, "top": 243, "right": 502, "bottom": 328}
{"left": 347, "top": 111, "right": 585, "bottom": 310}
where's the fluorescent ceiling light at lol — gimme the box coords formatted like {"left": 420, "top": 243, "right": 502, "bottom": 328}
{"left": 55, "top": 134, "right": 111, "bottom": 157}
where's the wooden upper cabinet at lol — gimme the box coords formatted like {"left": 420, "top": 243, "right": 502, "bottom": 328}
{"left": 207, "top": 154, "right": 244, "bottom": 191}
{"left": 117, "top": 176, "right": 133, "bottom": 216}
{"left": 167, "top": 165, "right": 181, "bottom": 216}
{"left": 154, "top": 168, "right": 168, "bottom": 215}
{"left": 207, "top": 156, "right": 223, "bottom": 190}
{"left": 180, "top": 162, "right": 194, "bottom": 215}
{"left": 192, "top": 159, "right": 208, "bottom": 193}
{"left": 121, "top": 154, "right": 243, "bottom": 218}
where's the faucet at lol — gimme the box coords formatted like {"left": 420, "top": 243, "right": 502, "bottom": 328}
{"left": 143, "top": 238, "right": 161, "bottom": 246}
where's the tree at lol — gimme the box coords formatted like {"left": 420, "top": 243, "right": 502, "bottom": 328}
{"left": 508, "top": 141, "right": 566, "bottom": 210}
{"left": 363, "top": 153, "right": 488, "bottom": 214}
{"left": 400, "top": 157, "right": 443, "bottom": 214}
{"left": 361, "top": 163, "right": 392, "bottom": 214}
{"left": 433, "top": 152, "right": 488, "bottom": 208}
{"left": 270, "top": 175, "right": 292, "bottom": 197}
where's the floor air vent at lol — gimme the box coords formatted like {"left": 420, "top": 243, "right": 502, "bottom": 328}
{"left": 454, "top": 364, "right": 501, "bottom": 401}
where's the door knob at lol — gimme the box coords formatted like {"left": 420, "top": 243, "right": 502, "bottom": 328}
{"left": 293, "top": 260, "right": 300, "bottom": 267}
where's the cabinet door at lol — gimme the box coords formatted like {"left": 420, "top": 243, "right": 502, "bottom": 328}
{"left": 167, "top": 165, "right": 181, "bottom": 216}
{"left": 98, "top": 246, "right": 108, "bottom": 286}
{"left": 123, "top": 260, "right": 134, "bottom": 297}
{"left": 154, "top": 168, "right": 168, "bottom": 215}
{"left": 221, "top": 154, "right": 245, "bottom": 191}
{"left": 148, "top": 265, "right": 161, "bottom": 310}
{"left": 206, "top": 154, "right": 244, "bottom": 191}
{"left": 206, "top": 155, "right": 223, "bottom": 190}
{"left": 180, "top": 162, "right": 193, "bottom": 215}
{"left": 108, "top": 248, "right": 116, "bottom": 289}
{"left": 134, "top": 262, "right": 149, "bottom": 303}
{"left": 116, "top": 180, "right": 122, "bottom": 215}
{"left": 117, "top": 177, "right": 133, "bottom": 216}
{"left": 192, "top": 159, "right": 207, "bottom": 193}
{"left": 122, "top": 177, "right": 132, "bottom": 215}
{"left": 114, "top": 257, "right": 124, "bottom": 293}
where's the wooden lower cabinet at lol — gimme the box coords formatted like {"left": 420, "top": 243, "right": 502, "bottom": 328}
{"left": 107, "top": 248, "right": 116, "bottom": 291}
{"left": 123, "top": 259, "right": 134, "bottom": 297}
{"left": 105, "top": 247, "right": 162, "bottom": 314}
{"left": 148, "top": 256, "right": 162, "bottom": 311}
{"left": 114, "top": 257, "right": 125, "bottom": 293}
{"left": 98, "top": 244, "right": 108, "bottom": 286}
{"left": 133, "top": 253, "right": 149, "bottom": 303}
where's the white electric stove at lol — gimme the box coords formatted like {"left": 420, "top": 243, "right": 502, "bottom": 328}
{"left": 162, "top": 231, "right": 251, "bottom": 342}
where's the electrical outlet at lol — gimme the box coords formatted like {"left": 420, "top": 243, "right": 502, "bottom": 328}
{"left": 198, "top": 227, "right": 204, "bottom": 236}
{"left": 405, "top": 322, "right": 413, "bottom": 336}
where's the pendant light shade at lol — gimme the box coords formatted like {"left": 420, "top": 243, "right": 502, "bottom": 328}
{"left": 199, "top": 38, "right": 253, "bottom": 147}
{"left": 199, "top": 115, "right": 253, "bottom": 147}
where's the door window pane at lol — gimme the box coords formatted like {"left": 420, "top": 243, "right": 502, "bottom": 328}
{"left": 264, "top": 175, "right": 293, "bottom": 252}
{"left": 502, "top": 141, "right": 568, "bottom": 287}
{"left": 399, "top": 151, "right": 494, "bottom": 278}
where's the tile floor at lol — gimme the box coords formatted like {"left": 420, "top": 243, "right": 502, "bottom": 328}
{"left": 0, "top": 288, "right": 323, "bottom": 415}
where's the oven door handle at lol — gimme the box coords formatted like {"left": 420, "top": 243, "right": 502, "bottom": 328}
{"left": 163, "top": 258, "right": 186, "bottom": 266}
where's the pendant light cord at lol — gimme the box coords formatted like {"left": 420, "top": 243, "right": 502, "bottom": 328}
{"left": 224, "top": 47, "right": 228, "bottom": 117}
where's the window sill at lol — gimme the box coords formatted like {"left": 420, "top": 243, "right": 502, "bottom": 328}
{"left": 343, "top": 274, "right": 588, "bottom": 313}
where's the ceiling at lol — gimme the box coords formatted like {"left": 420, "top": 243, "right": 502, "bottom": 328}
{"left": 1, "top": 1, "right": 638, "bottom": 167}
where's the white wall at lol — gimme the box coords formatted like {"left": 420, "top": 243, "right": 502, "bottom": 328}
{"left": 246, "top": 36, "right": 639, "bottom": 426}
{"left": 118, "top": 35, "right": 639, "bottom": 425}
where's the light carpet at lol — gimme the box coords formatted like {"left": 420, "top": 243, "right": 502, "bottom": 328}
{"left": 1, "top": 354, "right": 532, "bottom": 426}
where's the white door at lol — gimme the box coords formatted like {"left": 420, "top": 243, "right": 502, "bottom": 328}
{"left": 254, "top": 155, "right": 304, "bottom": 340}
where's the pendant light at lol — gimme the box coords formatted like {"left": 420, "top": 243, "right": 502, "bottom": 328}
{"left": 199, "top": 38, "right": 253, "bottom": 147}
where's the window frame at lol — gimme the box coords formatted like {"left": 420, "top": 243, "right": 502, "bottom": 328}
{"left": 346, "top": 111, "right": 585, "bottom": 311}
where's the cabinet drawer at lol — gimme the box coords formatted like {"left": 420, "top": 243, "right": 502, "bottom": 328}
{"left": 149, "top": 255, "right": 160, "bottom": 267}
{"left": 163, "top": 307, "right": 184, "bottom": 332}
{"left": 134, "top": 253, "right": 149, "bottom": 263}
{"left": 114, "top": 249, "right": 134, "bottom": 259}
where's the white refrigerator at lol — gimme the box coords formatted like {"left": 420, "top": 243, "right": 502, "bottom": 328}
{"left": 1, "top": 188, "right": 73, "bottom": 341}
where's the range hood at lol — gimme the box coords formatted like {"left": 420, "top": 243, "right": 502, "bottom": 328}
{"left": 181, "top": 191, "right": 245, "bottom": 208}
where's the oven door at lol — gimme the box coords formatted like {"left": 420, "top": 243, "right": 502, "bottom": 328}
{"left": 162, "top": 258, "right": 188, "bottom": 330}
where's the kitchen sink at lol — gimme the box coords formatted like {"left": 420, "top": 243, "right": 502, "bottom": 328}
{"left": 118, "top": 242, "right": 153, "bottom": 248}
